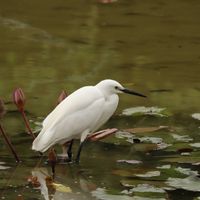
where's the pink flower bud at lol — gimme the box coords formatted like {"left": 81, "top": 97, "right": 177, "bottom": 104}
{"left": 13, "top": 88, "right": 25, "bottom": 111}
{"left": 57, "top": 90, "right": 68, "bottom": 105}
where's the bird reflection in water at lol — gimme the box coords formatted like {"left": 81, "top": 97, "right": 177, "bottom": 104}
{"left": 28, "top": 167, "right": 97, "bottom": 200}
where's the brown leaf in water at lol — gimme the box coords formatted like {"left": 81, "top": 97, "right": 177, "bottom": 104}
{"left": 125, "top": 126, "right": 169, "bottom": 134}
{"left": 88, "top": 128, "right": 118, "bottom": 141}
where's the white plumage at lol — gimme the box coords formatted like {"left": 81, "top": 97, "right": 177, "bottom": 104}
{"left": 32, "top": 79, "right": 146, "bottom": 162}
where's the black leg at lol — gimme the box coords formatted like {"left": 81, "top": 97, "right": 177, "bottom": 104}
{"left": 75, "top": 142, "right": 85, "bottom": 163}
{"left": 67, "top": 139, "right": 74, "bottom": 161}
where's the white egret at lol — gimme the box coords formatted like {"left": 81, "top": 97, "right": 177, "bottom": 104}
{"left": 32, "top": 79, "right": 146, "bottom": 163}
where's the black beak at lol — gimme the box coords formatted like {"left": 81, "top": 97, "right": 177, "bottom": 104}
{"left": 120, "top": 88, "right": 147, "bottom": 98}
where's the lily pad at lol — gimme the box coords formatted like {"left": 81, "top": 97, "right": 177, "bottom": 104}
{"left": 171, "top": 134, "right": 193, "bottom": 142}
{"left": 191, "top": 113, "right": 200, "bottom": 120}
{"left": 0, "top": 165, "right": 10, "bottom": 170}
{"left": 125, "top": 126, "right": 170, "bottom": 135}
{"left": 139, "top": 136, "right": 163, "bottom": 144}
{"left": 190, "top": 143, "right": 200, "bottom": 148}
{"left": 122, "top": 183, "right": 165, "bottom": 193}
{"left": 166, "top": 176, "right": 200, "bottom": 192}
{"left": 174, "top": 167, "right": 198, "bottom": 176}
{"left": 117, "top": 160, "right": 142, "bottom": 165}
{"left": 121, "top": 183, "right": 168, "bottom": 199}
{"left": 136, "top": 171, "right": 161, "bottom": 178}
{"left": 91, "top": 188, "right": 134, "bottom": 200}
{"left": 156, "top": 165, "right": 171, "bottom": 169}
{"left": 122, "top": 106, "right": 171, "bottom": 117}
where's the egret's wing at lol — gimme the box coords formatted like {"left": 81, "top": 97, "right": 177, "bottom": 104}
{"left": 43, "top": 86, "right": 102, "bottom": 130}
{"left": 32, "top": 86, "right": 105, "bottom": 152}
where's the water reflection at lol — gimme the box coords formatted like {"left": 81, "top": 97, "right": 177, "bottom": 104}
{"left": 30, "top": 166, "right": 97, "bottom": 200}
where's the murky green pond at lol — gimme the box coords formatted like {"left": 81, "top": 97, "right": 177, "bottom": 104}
{"left": 1, "top": 0, "right": 200, "bottom": 199}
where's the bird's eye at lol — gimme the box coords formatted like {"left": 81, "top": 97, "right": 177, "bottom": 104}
{"left": 115, "top": 86, "right": 119, "bottom": 90}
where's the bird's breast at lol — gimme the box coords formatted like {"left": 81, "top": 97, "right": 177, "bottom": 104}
{"left": 92, "top": 94, "right": 119, "bottom": 132}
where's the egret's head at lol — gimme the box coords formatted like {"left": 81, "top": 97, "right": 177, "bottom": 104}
{"left": 96, "top": 79, "right": 146, "bottom": 97}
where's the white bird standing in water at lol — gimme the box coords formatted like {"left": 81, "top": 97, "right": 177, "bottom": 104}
{"left": 32, "top": 79, "right": 146, "bottom": 163}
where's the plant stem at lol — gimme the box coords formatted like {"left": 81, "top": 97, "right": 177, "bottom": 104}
{"left": 0, "top": 124, "right": 20, "bottom": 162}
{"left": 21, "top": 110, "right": 35, "bottom": 139}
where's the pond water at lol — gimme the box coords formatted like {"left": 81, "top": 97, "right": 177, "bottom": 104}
{"left": 0, "top": 0, "right": 200, "bottom": 199}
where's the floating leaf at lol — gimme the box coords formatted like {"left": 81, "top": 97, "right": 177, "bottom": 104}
{"left": 122, "top": 183, "right": 165, "bottom": 193}
{"left": 115, "top": 131, "right": 135, "bottom": 144}
{"left": 166, "top": 176, "right": 200, "bottom": 192}
{"left": 0, "top": 165, "right": 10, "bottom": 170}
{"left": 156, "top": 165, "right": 171, "bottom": 169}
{"left": 191, "top": 113, "right": 200, "bottom": 121}
{"left": 136, "top": 171, "right": 160, "bottom": 178}
{"left": 120, "top": 179, "right": 168, "bottom": 189}
{"left": 122, "top": 106, "right": 171, "bottom": 117}
{"left": 125, "top": 126, "right": 169, "bottom": 135}
{"left": 117, "top": 160, "right": 142, "bottom": 165}
{"left": 174, "top": 167, "right": 198, "bottom": 176}
{"left": 139, "top": 136, "right": 163, "bottom": 144}
{"left": 91, "top": 188, "right": 134, "bottom": 200}
{"left": 190, "top": 143, "right": 200, "bottom": 148}
{"left": 171, "top": 134, "right": 193, "bottom": 142}
{"left": 88, "top": 128, "right": 118, "bottom": 141}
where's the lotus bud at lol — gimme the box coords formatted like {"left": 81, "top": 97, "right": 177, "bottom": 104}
{"left": 57, "top": 90, "right": 67, "bottom": 105}
{"left": 13, "top": 88, "right": 25, "bottom": 112}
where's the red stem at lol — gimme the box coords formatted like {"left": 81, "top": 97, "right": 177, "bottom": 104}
{"left": 21, "top": 110, "right": 35, "bottom": 139}
{"left": 0, "top": 124, "right": 20, "bottom": 162}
